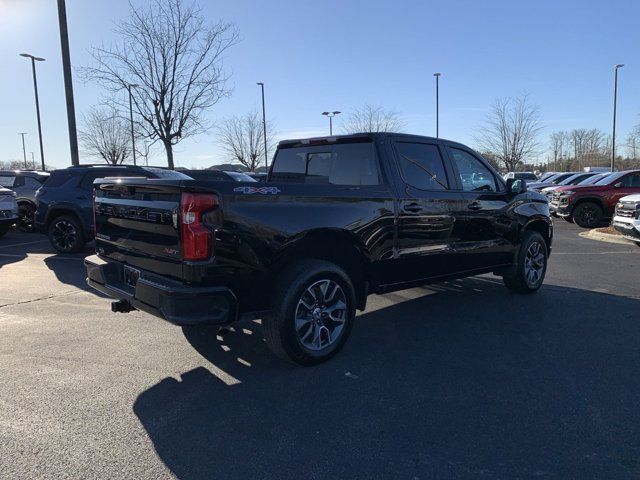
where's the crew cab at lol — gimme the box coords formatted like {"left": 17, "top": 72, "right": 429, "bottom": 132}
{"left": 549, "top": 170, "right": 640, "bottom": 228}
{"left": 85, "top": 133, "right": 553, "bottom": 365}
{"left": 612, "top": 194, "right": 640, "bottom": 246}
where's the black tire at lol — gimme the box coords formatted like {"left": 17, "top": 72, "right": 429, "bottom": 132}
{"left": 573, "top": 202, "right": 602, "bottom": 228}
{"left": 263, "top": 259, "right": 356, "bottom": 366}
{"left": 18, "top": 203, "right": 36, "bottom": 232}
{"left": 503, "top": 230, "right": 548, "bottom": 294}
{"left": 562, "top": 216, "right": 574, "bottom": 223}
{"left": 0, "top": 224, "right": 9, "bottom": 239}
{"left": 48, "top": 214, "right": 85, "bottom": 253}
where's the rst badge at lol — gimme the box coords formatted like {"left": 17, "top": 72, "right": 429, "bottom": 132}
{"left": 233, "top": 186, "right": 280, "bottom": 195}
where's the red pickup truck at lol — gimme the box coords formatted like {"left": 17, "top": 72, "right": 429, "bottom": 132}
{"left": 549, "top": 170, "right": 640, "bottom": 227}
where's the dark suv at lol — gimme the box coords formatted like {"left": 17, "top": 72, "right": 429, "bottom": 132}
{"left": 35, "top": 165, "right": 187, "bottom": 253}
{"left": 0, "top": 170, "right": 49, "bottom": 231}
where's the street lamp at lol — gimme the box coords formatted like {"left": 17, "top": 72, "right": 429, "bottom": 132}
{"left": 126, "top": 83, "right": 139, "bottom": 165}
{"left": 321, "top": 111, "right": 341, "bottom": 135}
{"left": 19, "top": 53, "right": 46, "bottom": 171}
{"left": 433, "top": 72, "right": 441, "bottom": 138}
{"left": 18, "top": 133, "right": 27, "bottom": 169}
{"left": 611, "top": 64, "right": 624, "bottom": 172}
{"left": 257, "top": 82, "right": 268, "bottom": 171}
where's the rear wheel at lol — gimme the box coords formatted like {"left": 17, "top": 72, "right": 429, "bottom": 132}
{"left": 48, "top": 214, "right": 85, "bottom": 253}
{"left": 18, "top": 203, "right": 36, "bottom": 232}
{"left": 503, "top": 230, "right": 548, "bottom": 294}
{"left": 263, "top": 259, "right": 356, "bottom": 366}
{"left": 573, "top": 202, "right": 602, "bottom": 228}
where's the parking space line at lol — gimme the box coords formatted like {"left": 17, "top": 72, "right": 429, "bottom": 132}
{"left": 0, "top": 239, "right": 50, "bottom": 250}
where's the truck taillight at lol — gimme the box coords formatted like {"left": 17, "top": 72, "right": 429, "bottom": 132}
{"left": 181, "top": 192, "right": 218, "bottom": 260}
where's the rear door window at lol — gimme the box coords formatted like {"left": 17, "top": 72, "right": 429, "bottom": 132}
{"left": 393, "top": 142, "right": 449, "bottom": 190}
{"left": 271, "top": 142, "right": 380, "bottom": 186}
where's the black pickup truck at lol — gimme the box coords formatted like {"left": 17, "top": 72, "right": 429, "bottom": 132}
{"left": 85, "top": 133, "right": 552, "bottom": 365}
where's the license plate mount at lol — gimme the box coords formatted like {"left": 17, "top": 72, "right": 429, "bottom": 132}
{"left": 123, "top": 265, "right": 140, "bottom": 288}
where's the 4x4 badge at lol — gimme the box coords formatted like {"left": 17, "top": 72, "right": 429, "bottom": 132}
{"left": 234, "top": 186, "right": 280, "bottom": 195}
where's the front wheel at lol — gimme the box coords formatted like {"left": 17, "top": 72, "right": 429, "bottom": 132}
{"left": 503, "top": 231, "right": 548, "bottom": 294}
{"left": 573, "top": 202, "right": 602, "bottom": 228}
{"left": 263, "top": 259, "right": 356, "bottom": 366}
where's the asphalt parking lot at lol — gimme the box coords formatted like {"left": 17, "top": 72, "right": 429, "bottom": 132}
{"left": 1, "top": 222, "right": 639, "bottom": 479}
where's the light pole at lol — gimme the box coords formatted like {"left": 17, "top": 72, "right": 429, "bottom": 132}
{"left": 257, "top": 82, "right": 268, "bottom": 171}
{"left": 127, "top": 83, "right": 139, "bottom": 165}
{"left": 57, "top": 0, "right": 79, "bottom": 166}
{"left": 433, "top": 72, "right": 441, "bottom": 138}
{"left": 321, "top": 111, "right": 341, "bottom": 135}
{"left": 18, "top": 133, "right": 27, "bottom": 169}
{"left": 19, "top": 53, "right": 46, "bottom": 171}
{"left": 611, "top": 64, "right": 624, "bottom": 172}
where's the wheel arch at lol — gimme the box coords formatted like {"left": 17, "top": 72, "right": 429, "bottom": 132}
{"left": 570, "top": 196, "right": 606, "bottom": 215}
{"left": 271, "top": 228, "right": 372, "bottom": 310}
{"left": 522, "top": 218, "right": 552, "bottom": 254}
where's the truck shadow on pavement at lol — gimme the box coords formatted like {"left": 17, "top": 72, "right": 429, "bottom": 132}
{"left": 133, "top": 278, "right": 640, "bottom": 480}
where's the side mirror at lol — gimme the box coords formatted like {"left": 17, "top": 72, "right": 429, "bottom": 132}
{"left": 507, "top": 178, "right": 527, "bottom": 195}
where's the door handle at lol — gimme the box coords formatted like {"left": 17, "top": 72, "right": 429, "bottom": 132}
{"left": 402, "top": 203, "right": 423, "bottom": 214}
{"left": 468, "top": 202, "right": 482, "bottom": 211}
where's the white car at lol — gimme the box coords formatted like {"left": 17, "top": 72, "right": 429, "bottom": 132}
{"left": 0, "top": 186, "right": 18, "bottom": 238}
{"left": 612, "top": 194, "right": 640, "bottom": 246}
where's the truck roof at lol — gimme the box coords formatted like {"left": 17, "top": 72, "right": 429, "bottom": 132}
{"left": 278, "top": 132, "right": 467, "bottom": 149}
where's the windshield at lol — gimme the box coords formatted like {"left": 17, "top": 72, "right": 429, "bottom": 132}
{"left": 143, "top": 167, "right": 193, "bottom": 179}
{"left": 514, "top": 172, "right": 538, "bottom": 180}
{"left": 538, "top": 172, "right": 555, "bottom": 182}
{"left": 551, "top": 173, "right": 574, "bottom": 184}
{"left": 595, "top": 171, "right": 623, "bottom": 185}
{"left": 226, "top": 172, "right": 257, "bottom": 182}
{"left": 0, "top": 175, "right": 15, "bottom": 187}
{"left": 578, "top": 174, "right": 607, "bottom": 185}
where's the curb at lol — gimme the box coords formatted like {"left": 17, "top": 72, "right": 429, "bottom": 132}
{"left": 579, "top": 229, "right": 636, "bottom": 246}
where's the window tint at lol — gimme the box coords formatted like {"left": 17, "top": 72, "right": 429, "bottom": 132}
{"left": 271, "top": 142, "right": 380, "bottom": 186}
{"left": 449, "top": 148, "right": 498, "bottom": 192}
{"left": 22, "top": 177, "right": 41, "bottom": 189}
{"left": 620, "top": 173, "right": 640, "bottom": 187}
{"left": 394, "top": 142, "right": 449, "bottom": 190}
{"left": 43, "top": 171, "right": 74, "bottom": 188}
{"left": 0, "top": 176, "right": 15, "bottom": 187}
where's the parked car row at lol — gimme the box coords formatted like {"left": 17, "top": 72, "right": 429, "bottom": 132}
{"left": 548, "top": 170, "right": 640, "bottom": 228}
{"left": 0, "top": 165, "right": 259, "bottom": 251}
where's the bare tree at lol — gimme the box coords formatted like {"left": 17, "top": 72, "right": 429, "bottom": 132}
{"left": 549, "top": 131, "right": 569, "bottom": 170}
{"left": 81, "top": 0, "right": 239, "bottom": 169}
{"left": 627, "top": 124, "right": 640, "bottom": 161}
{"left": 342, "top": 105, "right": 405, "bottom": 134}
{"left": 475, "top": 94, "right": 543, "bottom": 172}
{"left": 79, "top": 106, "right": 131, "bottom": 165}
{"left": 218, "top": 110, "right": 275, "bottom": 171}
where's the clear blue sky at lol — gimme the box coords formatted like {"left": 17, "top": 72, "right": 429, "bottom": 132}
{"left": 1, "top": 0, "right": 639, "bottom": 169}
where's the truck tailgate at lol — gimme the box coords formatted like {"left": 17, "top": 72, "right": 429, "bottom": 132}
{"left": 94, "top": 180, "right": 185, "bottom": 279}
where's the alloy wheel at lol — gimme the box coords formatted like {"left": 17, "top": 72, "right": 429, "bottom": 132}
{"left": 52, "top": 219, "right": 77, "bottom": 251}
{"left": 524, "top": 241, "right": 545, "bottom": 288}
{"left": 294, "top": 279, "right": 347, "bottom": 351}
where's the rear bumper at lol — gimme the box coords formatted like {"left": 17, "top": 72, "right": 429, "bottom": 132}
{"left": 85, "top": 254, "right": 238, "bottom": 326}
